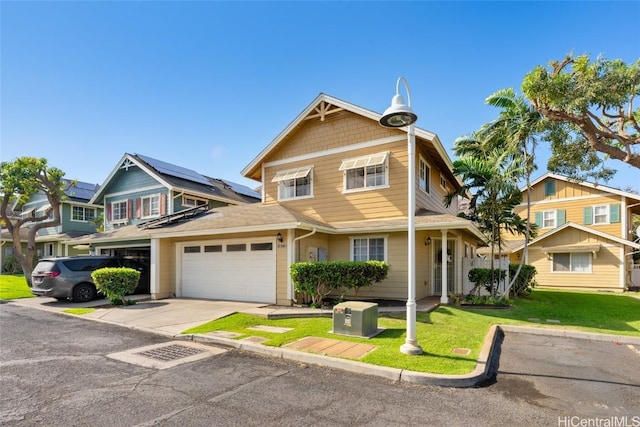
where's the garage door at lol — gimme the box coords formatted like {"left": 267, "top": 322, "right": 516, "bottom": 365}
{"left": 180, "top": 240, "right": 276, "bottom": 303}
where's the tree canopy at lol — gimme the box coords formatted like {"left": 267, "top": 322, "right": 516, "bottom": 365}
{"left": 522, "top": 53, "right": 640, "bottom": 179}
{"left": 0, "top": 157, "right": 67, "bottom": 282}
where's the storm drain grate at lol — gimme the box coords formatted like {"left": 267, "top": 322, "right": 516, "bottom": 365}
{"left": 136, "top": 344, "right": 206, "bottom": 362}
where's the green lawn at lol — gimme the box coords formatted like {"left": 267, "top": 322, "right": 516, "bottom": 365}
{"left": 0, "top": 274, "right": 34, "bottom": 300}
{"left": 183, "top": 289, "right": 640, "bottom": 375}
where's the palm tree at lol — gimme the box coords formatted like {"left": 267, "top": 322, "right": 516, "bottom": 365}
{"left": 445, "top": 144, "right": 527, "bottom": 296}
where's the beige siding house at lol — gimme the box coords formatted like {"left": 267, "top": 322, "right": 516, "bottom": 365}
{"left": 507, "top": 173, "right": 640, "bottom": 292}
{"left": 141, "top": 94, "right": 485, "bottom": 305}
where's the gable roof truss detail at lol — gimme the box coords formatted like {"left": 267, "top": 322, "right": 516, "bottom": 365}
{"left": 305, "top": 101, "right": 344, "bottom": 122}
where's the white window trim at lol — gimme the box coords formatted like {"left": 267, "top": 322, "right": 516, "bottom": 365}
{"left": 551, "top": 252, "right": 593, "bottom": 274}
{"left": 341, "top": 152, "right": 390, "bottom": 194}
{"left": 71, "top": 205, "right": 96, "bottom": 222}
{"left": 111, "top": 199, "right": 128, "bottom": 222}
{"left": 349, "top": 235, "right": 388, "bottom": 262}
{"left": 141, "top": 194, "right": 161, "bottom": 218}
{"left": 182, "top": 195, "right": 207, "bottom": 207}
{"left": 273, "top": 166, "right": 314, "bottom": 201}
{"left": 593, "top": 205, "right": 609, "bottom": 225}
{"left": 419, "top": 155, "right": 431, "bottom": 194}
{"left": 542, "top": 210, "right": 557, "bottom": 229}
{"left": 439, "top": 174, "right": 447, "bottom": 191}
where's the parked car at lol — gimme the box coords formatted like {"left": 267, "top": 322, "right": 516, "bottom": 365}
{"left": 30, "top": 256, "right": 150, "bottom": 302}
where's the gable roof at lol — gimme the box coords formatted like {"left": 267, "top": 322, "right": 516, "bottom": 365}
{"left": 241, "top": 93, "right": 458, "bottom": 186}
{"left": 90, "top": 153, "right": 260, "bottom": 205}
{"left": 511, "top": 222, "right": 640, "bottom": 252}
{"left": 525, "top": 172, "right": 640, "bottom": 202}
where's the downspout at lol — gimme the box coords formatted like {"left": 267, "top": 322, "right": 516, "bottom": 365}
{"left": 288, "top": 227, "right": 317, "bottom": 303}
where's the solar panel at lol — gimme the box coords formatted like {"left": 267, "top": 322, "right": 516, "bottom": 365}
{"left": 63, "top": 179, "right": 99, "bottom": 201}
{"left": 136, "top": 154, "right": 211, "bottom": 186}
{"left": 220, "top": 179, "right": 261, "bottom": 199}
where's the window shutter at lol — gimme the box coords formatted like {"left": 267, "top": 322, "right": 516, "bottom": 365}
{"left": 106, "top": 203, "right": 112, "bottom": 221}
{"left": 557, "top": 209, "right": 566, "bottom": 225}
{"left": 160, "top": 194, "right": 167, "bottom": 215}
{"left": 136, "top": 198, "right": 141, "bottom": 219}
{"left": 583, "top": 206, "right": 593, "bottom": 225}
{"left": 128, "top": 199, "right": 133, "bottom": 219}
{"left": 534, "top": 212, "right": 543, "bottom": 228}
{"left": 610, "top": 204, "right": 620, "bottom": 223}
{"left": 544, "top": 180, "right": 555, "bottom": 197}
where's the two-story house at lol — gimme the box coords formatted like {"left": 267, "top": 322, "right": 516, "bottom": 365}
{"left": 0, "top": 179, "right": 102, "bottom": 269}
{"left": 138, "top": 94, "right": 485, "bottom": 304}
{"left": 68, "top": 152, "right": 261, "bottom": 272}
{"left": 506, "top": 173, "right": 640, "bottom": 291}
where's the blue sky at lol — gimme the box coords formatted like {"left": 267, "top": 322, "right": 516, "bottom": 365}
{"left": 2, "top": 1, "right": 639, "bottom": 193}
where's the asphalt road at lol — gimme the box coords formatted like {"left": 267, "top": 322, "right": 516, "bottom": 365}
{"left": 1, "top": 302, "right": 639, "bottom": 426}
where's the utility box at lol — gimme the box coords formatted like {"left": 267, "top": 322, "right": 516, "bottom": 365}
{"left": 332, "top": 302, "right": 378, "bottom": 337}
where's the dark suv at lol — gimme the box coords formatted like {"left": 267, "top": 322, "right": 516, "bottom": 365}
{"left": 30, "top": 256, "right": 149, "bottom": 302}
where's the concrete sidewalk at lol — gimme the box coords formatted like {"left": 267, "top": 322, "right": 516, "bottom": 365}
{"left": 9, "top": 295, "right": 498, "bottom": 387}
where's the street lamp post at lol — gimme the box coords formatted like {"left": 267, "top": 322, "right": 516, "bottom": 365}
{"left": 379, "top": 77, "right": 423, "bottom": 355}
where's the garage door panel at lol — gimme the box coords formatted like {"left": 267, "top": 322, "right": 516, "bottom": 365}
{"left": 181, "top": 241, "right": 276, "bottom": 303}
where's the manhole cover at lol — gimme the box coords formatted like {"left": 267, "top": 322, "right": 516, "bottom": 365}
{"left": 136, "top": 344, "right": 205, "bottom": 361}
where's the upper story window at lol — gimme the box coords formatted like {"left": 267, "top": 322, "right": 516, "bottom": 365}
{"left": 111, "top": 200, "right": 128, "bottom": 221}
{"left": 182, "top": 196, "right": 207, "bottom": 207}
{"left": 593, "top": 205, "right": 609, "bottom": 224}
{"left": 141, "top": 195, "right": 160, "bottom": 218}
{"left": 272, "top": 166, "right": 313, "bottom": 200}
{"left": 552, "top": 252, "right": 592, "bottom": 273}
{"left": 439, "top": 174, "right": 447, "bottom": 191}
{"left": 419, "top": 156, "right": 430, "bottom": 194}
{"left": 340, "top": 152, "right": 388, "bottom": 192}
{"left": 583, "top": 204, "right": 620, "bottom": 225}
{"left": 351, "top": 236, "right": 386, "bottom": 261}
{"left": 543, "top": 210, "right": 556, "bottom": 228}
{"left": 72, "top": 206, "right": 96, "bottom": 222}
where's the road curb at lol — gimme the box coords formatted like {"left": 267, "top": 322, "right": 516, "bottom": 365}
{"left": 498, "top": 324, "right": 640, "bottom": 345}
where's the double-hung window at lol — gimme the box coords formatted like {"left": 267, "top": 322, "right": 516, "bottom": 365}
{"left": 552, "top": 252, "right": 592, "bottom": 273}
{"left": 272, "top": 167, "right": 313, "bottom": 200}
{"left": 141, "top": 195, "right": 160, "bottom": 218}
{"left": 593, "top": 205, "right": 609, "bottom": 224}
{"left": 72, "top": 206, "right": 96, "bottom": 222}
{"left": 419, "top": 156, "right": 430, "bottom": 194}
{"left": 112, "top": 200, "right": 128, "bottom": 221}
{"left": 351, "top": 237, "right": 386, "bottom": 261}
{"left": 340, "top": 152, "right": 388, "bottom": 192}
{"left": 543, "top": 210, "right": 556, "bottom": 228}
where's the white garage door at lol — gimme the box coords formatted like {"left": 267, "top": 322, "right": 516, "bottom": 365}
{"left": 180, "top": 240, "right": 276, "bottom": 303}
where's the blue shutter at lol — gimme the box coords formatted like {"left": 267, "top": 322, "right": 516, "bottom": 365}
{"left": 534, "top": 212, "right": 543, "bottom": 228}
{"left": 610, "top": 204, "right": 620, "bottom": 223}
{"left": 583, "top": 207, "right": 593, "bottom": 225}
{"left": 544, "top": 180, "right": 555, "bottom": 197}
{"left": 557, "top": 209, "right": 566, "bottom": 225}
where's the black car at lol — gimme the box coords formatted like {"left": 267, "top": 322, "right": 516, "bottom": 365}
{"left": 31, "top": 256, "right": 150, "bottom": 302}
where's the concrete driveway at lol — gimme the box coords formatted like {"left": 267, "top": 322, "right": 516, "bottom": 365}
{"left": 11, "top": 296, "right": 267, "bottom": 336}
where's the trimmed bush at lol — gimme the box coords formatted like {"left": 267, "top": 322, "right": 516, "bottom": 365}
{"left": 92, "top": 267, "right": 140, "bottom": 305}
{"left": 467, "top": 268, "right": 506, "bottom": 296}
{"left": 2, "top": 255, "right": 22, "bottom": 274}
{"left": 509, "top": 263, "right": 537, "bottom": 296}
{"left": 290, "top": 260, "right": 389, "bottom": 307}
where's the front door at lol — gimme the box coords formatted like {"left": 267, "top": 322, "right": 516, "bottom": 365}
{"left": 433, "top": 239, "right": 455, "bottom": 295}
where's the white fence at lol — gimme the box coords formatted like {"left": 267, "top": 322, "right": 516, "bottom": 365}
{"left": 462, "top": 257, "right": 510, "bottom": 296}
{"left": 632, "top": 264, "right": 640, "bottom": 289}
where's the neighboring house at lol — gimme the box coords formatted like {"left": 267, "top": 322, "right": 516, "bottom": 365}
{"left": 69, "top": 153, "right": 261, "bottom": 268}
{"left": 0, "top": 180, "right": 102, "bottom": 270}
{"left": 505, "top": 172, "right": 640, "bottom": 291}
{"left": 100, "top": 94, "right": 485, "bottom": 305}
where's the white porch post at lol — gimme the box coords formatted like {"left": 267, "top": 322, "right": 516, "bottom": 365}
{"left": 150, "top": 238, "right": 159, "bottom": 299}
{"left": 441, "top": 229, "right": 448, "bottom": 304}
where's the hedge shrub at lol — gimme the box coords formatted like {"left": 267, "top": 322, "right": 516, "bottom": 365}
{"left": 92, "top": 267, "right": 140, "bottom": 305}
{"left": 509, "top": 263, "right": 537, "bottom": 296}
{"left": 290, "top": 260, "right": 389, "bottom": 307}
{"left": 467, "top": 268, "right": 506, "bottom": 296}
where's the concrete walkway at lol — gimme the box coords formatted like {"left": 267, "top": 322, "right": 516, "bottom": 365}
{"left": 10, "top": 295, "right": 499, "bottom": 387}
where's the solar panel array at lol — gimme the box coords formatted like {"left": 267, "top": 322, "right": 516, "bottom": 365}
{"left": 63, "top": 179, "right": 99, "bottom": 200}
{"left": 136, "top": 153, "right": 212, "bottom": 186}
{"left": 221, "top": 179, "right": 261, "bottom": 199}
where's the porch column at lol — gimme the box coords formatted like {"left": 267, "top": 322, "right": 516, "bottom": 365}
{"left": 150, "top": 237, "right": 159, "bottom": 299}
{"left": 440, "top": 229, "right": 448, "bottom": 304}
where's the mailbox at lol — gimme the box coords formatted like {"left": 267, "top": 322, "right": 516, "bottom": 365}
{"left": 332, "top": 301, "right": 378, "bottom": 337}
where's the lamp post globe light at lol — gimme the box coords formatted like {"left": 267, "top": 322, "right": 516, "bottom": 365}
{"left": 379, "top": 77, "right": 423, "bottom": 355}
